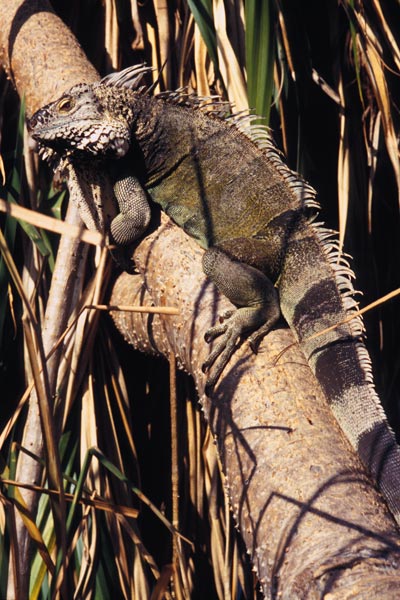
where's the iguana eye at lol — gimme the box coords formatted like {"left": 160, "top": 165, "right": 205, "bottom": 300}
{"left": 57, "top": 96, "right": 75, "bottom": 113}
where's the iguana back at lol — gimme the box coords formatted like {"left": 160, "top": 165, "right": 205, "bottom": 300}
{"left": 28, "top": 66, "right": 400, "bottom": 526}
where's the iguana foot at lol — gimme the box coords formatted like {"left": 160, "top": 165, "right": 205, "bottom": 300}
{"left": 201, "top": 245, "right": 281, "bottom": 394}
{"left": 110, "top": 174, "right": 151, "bottom": 246}
{"left": 248, "top": 320, "right": 277, "bottom": 353}
{"left": 202, "top": 304, "right": 280, "bottom": 395}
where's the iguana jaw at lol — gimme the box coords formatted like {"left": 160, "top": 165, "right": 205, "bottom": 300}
{"left": 29, "top": 115, "right": 130, "bottom": 158}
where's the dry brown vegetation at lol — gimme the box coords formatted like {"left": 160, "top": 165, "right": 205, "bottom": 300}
{"left": 1, "top": 1, "right": 400, "bottom": 599}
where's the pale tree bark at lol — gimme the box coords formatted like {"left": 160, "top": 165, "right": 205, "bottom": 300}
{"left": 111, "top": 215, "right": 400, "bottom": 598}
{"left": 1, "top": 1, "right": 400, "bottom": 599}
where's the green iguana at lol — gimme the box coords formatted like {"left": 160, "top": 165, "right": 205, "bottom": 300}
{"left": 28, "top": 65, "right": 400, "bottom": 525}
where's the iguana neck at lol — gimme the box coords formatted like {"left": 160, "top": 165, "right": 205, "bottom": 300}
{"left": 95, "top": 85, "right": 172, "bottom": 182}
{"left": 129, "top": 96, "right": 172, "bottom": 183}
{"left": 107, "top": 87, "right": 211, "bottom": 185}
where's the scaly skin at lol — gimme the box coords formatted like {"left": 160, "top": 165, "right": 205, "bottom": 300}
{"left": 28, "top": 66, "right": 400, "bottom": 526}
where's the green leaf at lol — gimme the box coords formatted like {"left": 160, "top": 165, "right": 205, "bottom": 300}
{"left": 187, "top": 0, "right": 219, "bottom": 73}
{"left": 245, "top": 0, "right": 275, "bottom": 123}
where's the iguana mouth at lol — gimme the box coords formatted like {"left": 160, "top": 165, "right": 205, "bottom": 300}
{"left": 28, "top": 117, "right": 68, "bottom": 144}
{"left": 29, "top": 126, "right": 130, "bottom": 160}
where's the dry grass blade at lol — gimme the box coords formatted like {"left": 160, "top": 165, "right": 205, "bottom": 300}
{"left": 1, "top": 479, "right": 139, "bottom": 518}
{"left": 367, "top": 111, "right": 381, "bottom": 233}
{"left": 74, "top": 381, "right": 100, "bottom": 596}
{"left": 145, "top": 3, "right": 168, "bottom": 91}
{"left": 194, "top": 22, "right": 211, "bottom": 96}
{"left": 304, "top": 286, "right": 400, "bottom": 344}
{"left": 169, "top": 354, "right": 192, "bottom": 598}
{"left": 277, "top": 8, "right": 295, "bottom": 82}
{"left": 311, "top": 68, "right": 342, "bottom": 107}
{"left": 113, "top": 512, "right": 161, "bottom": 580}
{"left": 0, "top": 153, "right": 5, "bottom": 185}
{"left": 1, "top": 471, "right": 55, "bottom": 576}
{"left": 150, "top": 564, "right": 174, "bottom": 600}
{"left": 204, "top": 437, "right": 229, "bottom": 599}
{"left": 87, "top": 447, "right": 193, "bottom": 547}
{"left": 337, "top": 76, "right": 350, "bottom": 250}
{"left": 0, "top": 197, "right": 103, "bottom": 246}
{"left": 73, "top": 504, "right": 97, "bottom": 599}
{"left": 104, "top": 0, "right": 119, "bottom": 70}
{"left": 212, "top": 0, "right": 248, "bottom": 111}
{"left": 187, "top": 398, "right": 203, "bottom": 517}
{"left": 370, "top": 0, "right": 400, "bottom": 70}
{"left": 94, "top": 303, "right": 179, "bottom": 315}
{"left": 67, "top": 502, "right": 92, "bottom": 600}
{"left": 0, "top": 381, "right": 34, "bottom": 451}
{"left": 130, "top": 0, "right": 144, "bottom": 50}
{"left": 154, "top": 0, "right": 171, "bottom": 88}
{"left": 354, "top": 12, "right": 400, "bottom": 204}
{"left": 107, "top": 518, "right": 132, "bottom": 599}
{"left": 169, "top": 351, "right": 179, "bottom": 541}
{"left": 276, "top": 282, "right": 400, "bottom": 363}
{"left": 0, "top": 228, "right": 37, "bottom": 321}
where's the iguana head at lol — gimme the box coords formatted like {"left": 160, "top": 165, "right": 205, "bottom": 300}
{"left": 28, "top": 82, "right": 131, "bottom": 159}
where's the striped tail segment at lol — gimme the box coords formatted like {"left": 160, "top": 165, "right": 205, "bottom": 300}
{"left": 214, "top": 109, "right": 400, "bottom": 524}
{"left": 279, "top": 215, "right": 400, "bottom": 525}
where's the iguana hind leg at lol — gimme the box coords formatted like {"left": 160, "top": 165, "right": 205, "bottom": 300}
{"left": 202, "top": 246, "right": 280, "bottom": 393}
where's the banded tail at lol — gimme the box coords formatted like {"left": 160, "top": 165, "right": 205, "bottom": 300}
{"left": 280, "top": 215, "right": 400, "bottom": 524}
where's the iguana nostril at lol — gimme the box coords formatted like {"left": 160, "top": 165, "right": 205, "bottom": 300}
{"left": 28, "top": 116, "right": 37, "bottom": 130}
{"left": 28, "top": 112, "right": 45, "bottom": 131}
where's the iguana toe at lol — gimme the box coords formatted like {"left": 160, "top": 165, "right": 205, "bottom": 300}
{"left": 202, "top": 305, "right": 278, "bottom": 394}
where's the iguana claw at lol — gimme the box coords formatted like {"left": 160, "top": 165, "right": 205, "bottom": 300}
{"left": 202, "top": 304, "right": 280, "bottom": 395}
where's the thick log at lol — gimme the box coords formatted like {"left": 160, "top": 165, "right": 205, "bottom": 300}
{"left": 111, "top": 215, "right": 400, "bottom": 598}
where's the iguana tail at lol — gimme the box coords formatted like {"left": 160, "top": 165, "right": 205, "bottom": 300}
{"left": 279, "top": 215, "right": 400, "bottom": 525}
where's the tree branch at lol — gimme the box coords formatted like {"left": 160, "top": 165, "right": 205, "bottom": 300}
{"left": 111, "top": 214, "right": 400, "bottom": 598}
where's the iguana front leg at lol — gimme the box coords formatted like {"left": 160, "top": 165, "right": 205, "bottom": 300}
{"left": 111, "top": 174, "right": 151, "bottom": 245}
{"left": 202, "top": 246, "right": 281, "bottom": 393}
{"left": 65, "top": 158, "right": 151, "bottom": 248}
